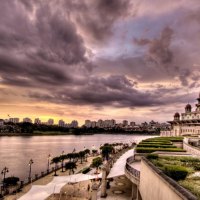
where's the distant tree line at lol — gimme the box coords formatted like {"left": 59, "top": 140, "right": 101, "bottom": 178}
{"left": 0, "top": 122, "right": 159, "bottom": 135}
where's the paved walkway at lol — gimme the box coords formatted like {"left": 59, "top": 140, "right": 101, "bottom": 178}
{"left": 4, "top": 156, "right": 96, "bottom": 200}
{"left": 98, "top": 175, "right": 132, "bottom": 200}
{"left": 107, "top": 149, "right": 134, "bottom": 178}
{"left": 18, "top": 173, "right": 102, "bottom": 200}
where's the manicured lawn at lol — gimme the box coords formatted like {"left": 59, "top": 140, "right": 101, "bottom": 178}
{"left": 135, "top": 137, "right": 185, "bottom": 153}
{"left": 148, "top": 155, "right": 200, "bottom": 199}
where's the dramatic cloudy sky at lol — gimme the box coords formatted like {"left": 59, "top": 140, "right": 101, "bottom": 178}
{"left": 0, "top": 0, "right": 200, "bottom": 124}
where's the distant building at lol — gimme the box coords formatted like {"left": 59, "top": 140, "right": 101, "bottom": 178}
{"left": 0, "top": 119, "right": 4, "bottom": 126}
{"left": 34, "top": 118, "right": 41, "bottom": 124}
{"left": 70, "top": 120, "right": 78, "bottom": 128}
{"left": 85, "top": 120, "right": 92, "bottom": 128}
{"left": 58, "top": 119, "right": 65, "bottom": 127}
{"left": 122, "top": 120, "right": 128, "bottom": 127}
{"left": 130, "top": 121, "right": 136, "bottom": 127}
{"left": 91, "top": 121, "right": 96, "bottom": 128}
{"left": 23, "top": 118, "right": 32, "bottom": 123}
{"left": 96, "top": 119, "right": 103, "bottom": 128}
{"left": 161, "top": 93, "right": 200, "bottom": 136}
{"left": 9, "top": 118, "right": 20, "bottom": 123}
{"left": 47, "top": 119, "right": 54, "bottom": 126}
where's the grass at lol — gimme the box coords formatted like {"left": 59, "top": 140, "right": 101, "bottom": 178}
{"left": 135, "top": 137, "right": 184, "bottom": 153}
{"left": 136, "top": 147, "right": 186, "bottom": 153}
{"left": 180, "top": 177, "right": 200, "bottom": 199}
{"left": 147, "top": 155, "right": 200, "bottom": 199}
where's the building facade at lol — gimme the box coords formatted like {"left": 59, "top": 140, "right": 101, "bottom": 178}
{"left": 161, "top": 93, "right": 200, "bottom": 136}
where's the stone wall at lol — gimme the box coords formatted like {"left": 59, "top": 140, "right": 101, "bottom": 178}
{"left": 139, "top": 158, "right": 197, "bottom": 200}
{"left": 183, "top": 141, "right": 200, "bottom": 157}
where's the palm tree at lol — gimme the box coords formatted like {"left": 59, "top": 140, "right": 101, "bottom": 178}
{"left": 72, "top": 152, "right": 79, "bottom": 162}
{"left": 51, "top": 156, "right": 60, "bottom": 176}
{"left": 79, "top": 151, "right": 86, "bottom": 164}
{"left": 91, "top": 157, "right": 103, "bottom": 174}
{"left": 67, "top": 153, "right": 73, "bottom": 162}
{"left": 100, "top": 145, "right": 114, "bottom": 161}
{"left": 84, "top": 149, "right": 90, "bottom": 161}
{"left": 60, "top": 154, "right": 68, "bottom": 172}
{"left": 65, "top": 162, "right": 77, "bottom": 175}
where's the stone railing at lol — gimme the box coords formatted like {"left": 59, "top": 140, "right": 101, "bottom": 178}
{"left": 125, "top": 156, "right": 140, "bottom": 184}
{"left": 183, "top": 141, "right": 200, "bottom": 157}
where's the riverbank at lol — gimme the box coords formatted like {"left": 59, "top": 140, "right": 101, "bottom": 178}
{"left": 0, "top": 131, "right": 159, "bottom": 136}
{"left": 4, "top": 156, "right": 97, "bottom": 200}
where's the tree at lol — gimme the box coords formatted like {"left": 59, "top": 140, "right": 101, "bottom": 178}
{"left": 4, "top": 176, "right": 19, "bottom": 186}
{"left": 84, "top": 149, "right": 90, "bottom": 161}
{"left": 72, "top": 153, "right": 79, "bottom": 162}
{"left": 51, "top": 156, "right": 60, "bottom": 176}
{"left": 60, "top": 154, "right": 68, "bottom": 172}
{"left": 65, "top": 162, "right": 77, "bottom": 175}
{"left": 91, "top": 157, "right": 103, "bottom": 174}
{"left": 79, "top": 151, "right": 86, "bottom": 164}
{"left": 66, "top": 153, "right": 73, "bottom": 162}
{"left": 92, "top": 149, "right": 98, "bottom": 156}
{"left": 101, "top": 145, "right": 114, "bottom": 161}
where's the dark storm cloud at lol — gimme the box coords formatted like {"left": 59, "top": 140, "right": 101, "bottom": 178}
{"left": 0, "top": 0, "right": 200, "bottom": 112}
{"left": 28, "top": 75, "right": 186, "bottom": 108}
{"left": 29, "top": 76, "right": 162, "bottom": 107}
{"left": 65, "top": 0, "right": 134, "bottom": 42}
{"left": 0, "top": 0, "right": 90, "bottom": 88}
{"left": 134, "top": 27, "right": 174, "bottom": 65}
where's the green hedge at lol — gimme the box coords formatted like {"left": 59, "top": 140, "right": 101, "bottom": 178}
{"left": 144, "top": 137, "right": 183, "bottom": 142}
{"left": 146, "top": 154, "right": 159, "bottom": 160}
{"left": 163, "top": 165, "right": 188, "bottom": 181}
{"left": 81, "top": 167, "right": 91, "bottom": 174}
{"left": 135, "top": 147, "right": 186, "bottom": 153}
{"left": 137, "top": 144, "right": 177, "bottom": 148}
{"left": 140, "top": 141, "right": 172, "bottom": 145}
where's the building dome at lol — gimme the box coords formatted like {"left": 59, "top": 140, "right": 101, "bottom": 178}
{"left": 185, "top": 104, "right": 192, "bottom": 109}
{"left": 174, "top": 112, "right": 180, "bottom": 118}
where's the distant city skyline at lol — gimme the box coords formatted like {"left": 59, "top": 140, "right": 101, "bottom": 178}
{"left": 0, "top": 1, "right": 200, "bottom": 123}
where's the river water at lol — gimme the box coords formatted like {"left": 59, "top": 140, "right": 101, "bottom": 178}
{"left": 0, "top": 134, "right": 153, "bottom": 181}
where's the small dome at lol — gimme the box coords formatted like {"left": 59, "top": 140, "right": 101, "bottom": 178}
{"left": 174, "top": 112, "right": 180, "bottom": 117}
{"left": 185, "top": 104, "right": 192, "bottom": 109}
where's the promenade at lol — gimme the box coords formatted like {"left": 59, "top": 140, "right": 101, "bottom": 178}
{"left": 4, "top": 156, "right": 96, "bottom": 200}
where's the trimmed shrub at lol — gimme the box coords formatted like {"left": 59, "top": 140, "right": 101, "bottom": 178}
{"left": 135, "top": 147, "right": 186, "bottom": 153}
{"left": 137, "top": 144, "right": 177, "bottom": 148}
{"left": 146, "top": 154, "right": 158, "bottom": 160}
{"left": 4, "top": 176, "right": 19, "bottom": 186}
{"left": 82, "top": 167, "right": 91, "bottom": 174}
{"left": 163, "top": 165, "right": 188, "bottom": 181}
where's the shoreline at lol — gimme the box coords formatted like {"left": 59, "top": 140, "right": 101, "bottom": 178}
{"left": 0, "top": 132, "right": 160, "bottom": 137}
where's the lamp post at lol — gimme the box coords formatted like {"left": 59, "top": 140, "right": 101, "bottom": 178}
{"left": 1, "top": 167, "right": 9, "bottom": 191}
{"left": 61, "top": 151, "right": 64, "bottom": 172}
{"left": 28, "top": 159, "right": 34, "bottom": 182}
{"left": 47, "top": 154, "right": 51, "bottom": 173}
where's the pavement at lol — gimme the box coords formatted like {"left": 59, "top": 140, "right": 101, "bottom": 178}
{"left": 4, "top": 156, "right": 96, "bottom": 200}
{"left": 98, "top": 175, "right": 133, "bottom": 200}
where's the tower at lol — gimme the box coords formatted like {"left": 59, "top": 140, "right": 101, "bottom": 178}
{"left": 196, "top": 93, "right": 200, "bottom": 112}
{"left": 174, "top": 113, "right": 180, "bottom": 121}
{"left": 185, "top": 104, "right": 192, "bottom": 113}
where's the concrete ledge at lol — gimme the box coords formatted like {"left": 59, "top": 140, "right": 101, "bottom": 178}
{"left": 183, "top": 142, "right": 200, "bottom": 157}
{"left": 141, "top": 157, "right": 197, "bottom": 200}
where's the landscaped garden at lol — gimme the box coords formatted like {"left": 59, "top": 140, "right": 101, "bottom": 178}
{"left": 147, "top": 154, "right": 200, "bottom": 199}
{"left": 135, "top": 136, "right": 186, "bottom": 153}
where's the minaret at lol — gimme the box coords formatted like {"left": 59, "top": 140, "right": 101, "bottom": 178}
{"left": 174, "top": 113, "right": 180, "bottom": 121}
{"left": 185, "top": 104, "right": 192, "bottom": 113}
{"left": 196, "top": 93, "right": 200, "bottom": 112}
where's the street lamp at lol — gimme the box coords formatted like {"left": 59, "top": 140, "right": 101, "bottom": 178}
{"left": 47, "top": 154, "right": 51, "bottom": 173}
{"left": 28, "top": 159, "right": 34, "bottom": 182}
{"left": 1, "top": 167, "right": 9, "bottom": 191}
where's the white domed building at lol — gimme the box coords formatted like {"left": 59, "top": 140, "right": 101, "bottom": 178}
{"left": 161, "top": 93, "right": 200, "bottom": 136}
